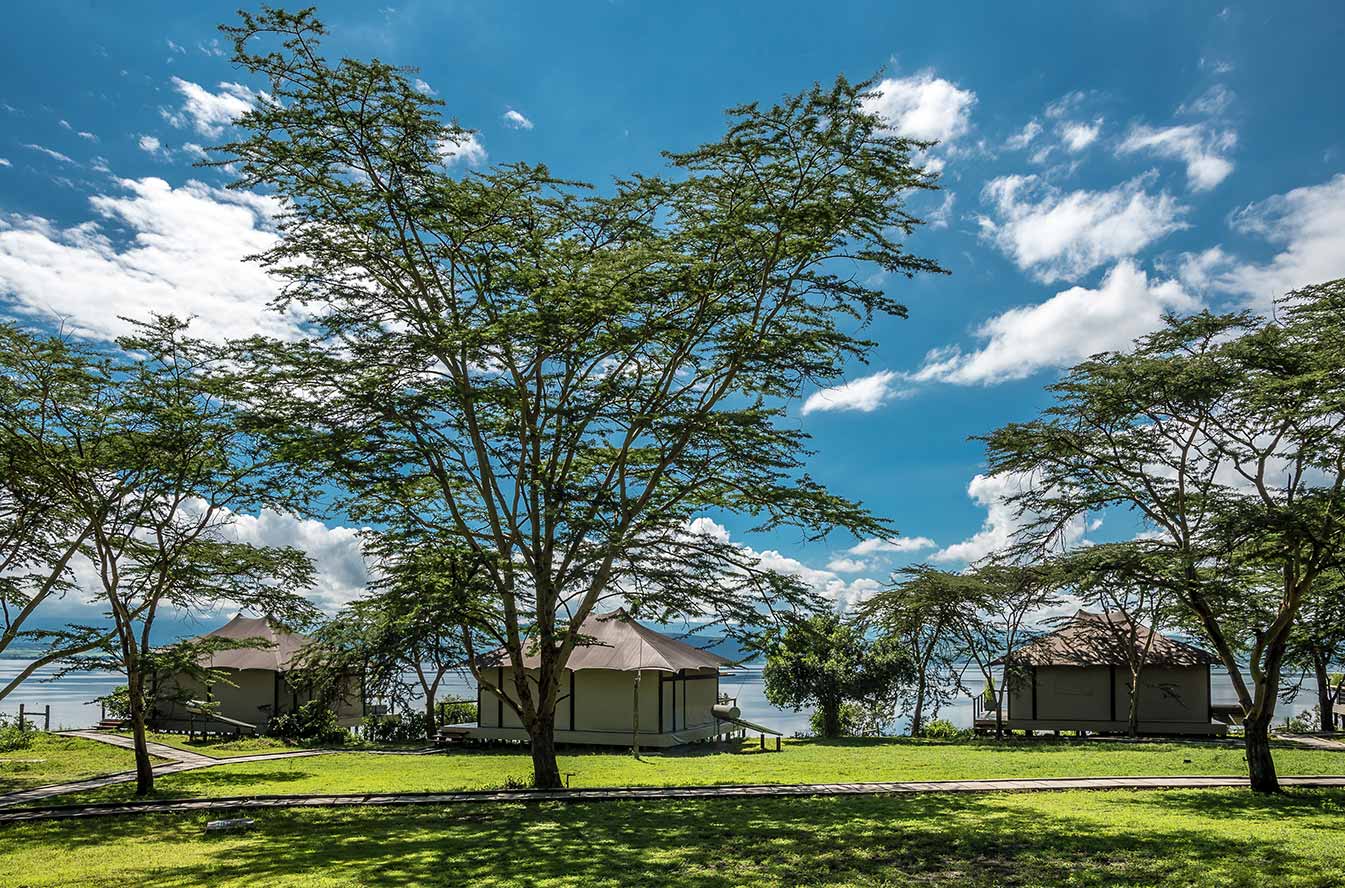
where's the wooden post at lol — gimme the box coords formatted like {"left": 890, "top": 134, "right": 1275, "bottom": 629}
{"left": 17, "top": 703, "right": 24, "bottom": 729}
{"left": 43, "top": 705, "right": 50, "bottom": 731}
{"left": 632, "top": 670, "right": 641, "bottom": 759}
{"left": 775, "top": 736, "right": 781, "bottom": 752}
{"left": 759, "top": 733, "right": 764, "bottom": 750}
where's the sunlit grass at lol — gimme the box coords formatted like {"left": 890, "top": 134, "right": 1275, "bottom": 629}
{"left": 3, "top": 788, "right": 1345, "bottom": 887}
{"left": 37, "top": 735, "right": 1345, "bottom": 805}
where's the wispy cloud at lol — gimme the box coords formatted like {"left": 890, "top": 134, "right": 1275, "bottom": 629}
{"left": 801, "top": 370, "right": 903, "bottom": 415}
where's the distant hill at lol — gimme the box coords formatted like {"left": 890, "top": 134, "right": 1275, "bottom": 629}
{"left": 673, "top": 633, "right": 759, "bottom": 666}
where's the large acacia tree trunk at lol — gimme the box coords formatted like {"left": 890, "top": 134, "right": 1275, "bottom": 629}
{"left": 820, "top": 697, "right": 842, "bottom": 738}
{"left": 1313, "top": 654, "right": 1334, "bottom": 734}
{"left": 527, "top": 717, "right": 562, "bottom": 788}
{"left": 126, "top": 669, "right": 154, "bottom": 796}
{"left": 1244, "top": 712, "right": 1279, "bottom": 793}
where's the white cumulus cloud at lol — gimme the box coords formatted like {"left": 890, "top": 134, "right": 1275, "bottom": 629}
{"left": 1179, "top": 174, "right": 1345, "bottom": 311}
{"left": 862, "top": 71, "right": 976, "bottom": 144}
{"left": 977, "top": 174, "right": 1187, "bottom": 282}
{"left": 801, "top": 370, "right": 903, "bottom": 415}
{"left": 0, "top": 175, "right": 303, "bottom": 341}
{"left": 438, "top": 132, "right": 487, "bottom": 167}
{"left": 932, "top": 473, "right": 1089, "bottom": 565}
{"left": 1117, "top": 123, "right": 1236, "bottom": 191}
{"left": 502, "top": 109, "right": 533, "bottom": 130}
{"left": 1059, "top": 118, "right": 1102, "bottom": 152}
{"left": 911, "top": 261, "right": 1198, "bottom": 386}
{"left": 847, "top": 536, "right": 937, "bottom": 556}
{"left": 164, "top": 77, "right": 259, "bottom": 138}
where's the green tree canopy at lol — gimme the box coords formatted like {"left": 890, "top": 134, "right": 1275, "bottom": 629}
{"left": 214, "top": 8, "right": 947, "bottom": 786}
{"left": 979, "top": 279, "right": 1345, "bottom": 791}
{"left": 762, "top": 610, "right": 911, "bottom": 738}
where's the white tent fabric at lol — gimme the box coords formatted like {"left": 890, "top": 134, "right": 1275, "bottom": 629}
{"left": 504, "top": 609, "right": 733, "bottom": 673}
{"left": 194, "top": 614, "right": 310, "bottom": 672}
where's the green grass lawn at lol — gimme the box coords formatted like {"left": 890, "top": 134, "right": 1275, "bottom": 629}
{"left": 112, "top": 730, "right": 429, "bottom": 758}
{"left": 37, "top": 736, "right": 1345, "bottom": 806}
{"left": 3, "top": 788, "right": 1344, "bottom": 886}
{"left": 0, "top": 733, "right": 148, "bottom": 793}
{"left": 117, "top": 731, "right": 308, "bottom": 758}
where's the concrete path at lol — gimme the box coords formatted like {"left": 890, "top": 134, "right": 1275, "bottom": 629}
{"left": 0, "top": 732, "right": 335, "bottom": 809}
{"left": 1277, "top": 733, "right": 1345, "bottom": 751}
{"left": 3, "top": 774, "right": 1345, "bottom": 823}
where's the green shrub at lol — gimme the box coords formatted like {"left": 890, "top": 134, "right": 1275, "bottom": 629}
{"left": 361, "top": 712, "right": 430, "bottom": 744}
{"left": 0, "top": 714, "right": 35, "bottom": 752}
{"left": 436, "top": 698, "right": 477, "bottom": 726}
{"left": 1284, "top": 708, "right": 1319, "bottom": 733}
{"left": 266, "top": 700, "right": 348, "bottom": 745}
{"left": 921, "top": 718, "right": 972, "bottom": 741}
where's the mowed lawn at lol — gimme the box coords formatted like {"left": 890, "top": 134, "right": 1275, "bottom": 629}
{"left": 0, "top": 733, "right": 152, "bottom": 793}
{"left": 4, "top": 789, "right": 1345, "bottom": 887}
{"left": 31, "top": 736, "right": 1345, "bottom": 805}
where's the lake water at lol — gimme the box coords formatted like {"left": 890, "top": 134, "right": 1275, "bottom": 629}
{"left": 1, "top": 658, "right": 1327, "bottom": 734}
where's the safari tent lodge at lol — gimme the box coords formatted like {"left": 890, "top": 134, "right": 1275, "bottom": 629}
{"left": 976, "top": 610, "right": 1228, "bottom": 737}
{"left": 468, "top": 609, "right": 747, "bottom": 748}
{"left": 151, "top": 614, "right": 364, "bottom": 734}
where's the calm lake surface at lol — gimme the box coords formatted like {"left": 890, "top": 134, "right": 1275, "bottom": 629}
{"left": 0, "top": 658, "right": 1326, "bottom": 734}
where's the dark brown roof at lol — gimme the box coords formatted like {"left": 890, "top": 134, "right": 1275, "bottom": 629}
{"left": 997, "top": 610, "right": 1214, "bottom": 667}
{"left": 196, "top": 614, "right": 310, "bottom": 672}
{"left": 493, "top": 609, "right": 732, "bottom": 673}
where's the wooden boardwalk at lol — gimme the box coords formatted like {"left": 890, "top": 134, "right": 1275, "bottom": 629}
{"left": 4, "top": 775, "right": 1345, "bottom": 823}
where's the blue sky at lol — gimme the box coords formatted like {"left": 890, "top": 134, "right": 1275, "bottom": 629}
{"left": 2, "top": 1, "right": 1343, "bottom": 616}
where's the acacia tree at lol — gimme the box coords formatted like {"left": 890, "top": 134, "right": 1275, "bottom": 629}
{"left": 761, "top": 610, "right": 910, "bottom": 737}
{"left": 303, "top": 538, "right": 491, "bottom": 735}
{"left": 0, "top": 326, "right": 112, "bottom": 699}
{"left": 1047, "top": 542, "right": 1176, "bottom": 737}
{"left": 981, "top": 280, "right": 1345, "bottom": 792}
{"left": 861, "top": 562, "right": 1056, "bottom": 739}
{"left": 4, "top": 317, "right": 318, "bottom": 795}
{"left": 215, "top": 9, "right": 946, "bottom": 786}
{"left": 858, "top": 565, "right": 974, "bottom": 736}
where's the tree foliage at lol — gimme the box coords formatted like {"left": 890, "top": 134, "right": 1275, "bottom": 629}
{"left": 979, "top": 279, "right": 1345, "bottom": 791}
{"left": 0, "top": 316, "right": 319, "bottom": 794}
{"left": 762, "top": 611, "right": 911, "bottom": 738}
{"left": 214, "top": 8, "right": 947, "bottom": 785}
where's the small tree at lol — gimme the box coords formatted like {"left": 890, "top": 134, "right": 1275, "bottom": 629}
{"left": 8, "top": 317, "right": 319, "bottom": 795}
{"left": 762, "top": 610, "right": 910, "bottom": 738}
{"left": 858, "top": 565, "right": 973, "bottom": 736}
{"left": 0, "top": 325, "right": 112, "bottom": 700}
{"left": 302, "top": 538, "right": 491, "bottom": 736}
{"left": 1048, "top": 542, "right": 1176, "bottom": 737}
{"left": 981, "top": 280, "right": 1345, "bottom": 791}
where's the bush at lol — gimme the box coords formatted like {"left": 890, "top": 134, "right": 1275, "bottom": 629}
{"left": 436, "top": 698, "right": 477, "bottom": 726}
{"left": 0, "top": 714, "right": 35, "bottom": 752}
{"left": 361, "top": 711, "right": 430, "bottom": 744}
{"left": 1284, "top": 707, "right": 1320, "bottom": 733}
{"left": 266, "top": 699, "right": 348, "bottom": 746}
{"left": 920, "top": 718, "right": 972, "bottom": 741}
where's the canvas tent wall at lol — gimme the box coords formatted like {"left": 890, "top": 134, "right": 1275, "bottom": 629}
{"left": 985, "top": 610, "right": 1224, "bottom": 736}
{"left": 472, "top": 609, "right": 733, "bottom": 747}
{"left": 153, "top": 614, "right": 364, "bottom": 731}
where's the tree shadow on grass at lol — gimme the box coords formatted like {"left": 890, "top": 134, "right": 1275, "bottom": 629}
{"left": 1125, "top": 786, "right": 1345, "bottom": 822}
{"left": 7, "top": 790, "right": 1343, "bottom": 888}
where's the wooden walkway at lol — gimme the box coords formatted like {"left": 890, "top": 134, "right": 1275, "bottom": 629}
{"left": 4, "top": 775, "right": 1345, "bottom": 823}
